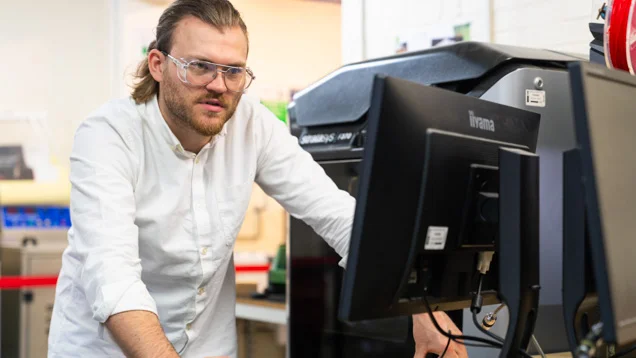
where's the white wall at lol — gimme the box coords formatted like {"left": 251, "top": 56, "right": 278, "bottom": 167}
{"left": 493, "top": 0, "right": 600, "bottom": 54}
{"left": 342, "top": 0, "right": 602, "bottom": 64}
{"left": 0, "top": 0, "right": 114, "bottom": 172}
{"left": 115, "top": 0, "right": 167, "bottom": 99}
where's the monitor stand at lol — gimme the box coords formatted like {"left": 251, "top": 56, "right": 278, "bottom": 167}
{"left": 496, "top": 147, "right": 541, "bottom": 358}
{"left": 562, "top": 148, "right": 611, "bottom": 358}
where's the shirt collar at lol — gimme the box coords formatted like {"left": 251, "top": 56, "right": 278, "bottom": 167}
{"left": 144, "top": 94, "right": 228, "bottom": 152}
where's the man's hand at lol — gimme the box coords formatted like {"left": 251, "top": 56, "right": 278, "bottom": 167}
{"left": 413, "top": 312, "right": 469, "bottom": 358}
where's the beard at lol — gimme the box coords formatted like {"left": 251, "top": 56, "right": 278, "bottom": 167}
{"left": 162, "top": 74, "right": 240, "bottom": 137}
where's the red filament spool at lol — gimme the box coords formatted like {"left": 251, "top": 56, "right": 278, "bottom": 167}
{"left": 605, "top": 0, "right": 635, "bottom": 72}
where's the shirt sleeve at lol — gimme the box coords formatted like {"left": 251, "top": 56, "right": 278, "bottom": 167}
{"left": 254, "top": 106, "right": 356, "bottom": 267}
{"left": 69, "top": 116, "right": 157, "bottom": 323}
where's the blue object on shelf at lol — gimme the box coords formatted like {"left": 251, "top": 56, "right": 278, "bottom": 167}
{"left": 2, "top": 206, "right": 71, "bottom": 229}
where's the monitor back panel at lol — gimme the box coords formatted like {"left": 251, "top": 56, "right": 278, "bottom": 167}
{"left": 571, "top": 62, "right": 636, "bottom": 346}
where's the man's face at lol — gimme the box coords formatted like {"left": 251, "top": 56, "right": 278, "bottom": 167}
{"left": 161, "top": 16, "right": 248, "bottom": 137}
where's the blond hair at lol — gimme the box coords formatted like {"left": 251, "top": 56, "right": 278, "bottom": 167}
{"left": 131, "top": 0, "right": 249, "bottom": 104}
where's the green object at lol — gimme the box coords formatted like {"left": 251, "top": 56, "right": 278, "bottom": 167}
{"left": 261, "top": 100, "right": 289, "bottom": 124}
{"left": 249, "top": 244, "right": 286, "bottom": 301}
{"left": 268, "top": 244, "right": 286, "bottom": 286}
{"left": 453, "top": 22, "right": 471, "bottom": 41}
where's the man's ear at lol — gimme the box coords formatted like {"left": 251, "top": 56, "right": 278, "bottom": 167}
{"left": 147, "top": 49, "right": 165, "bottom": 82}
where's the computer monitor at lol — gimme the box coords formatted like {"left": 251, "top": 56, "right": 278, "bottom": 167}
{"left": 569, "top": 61, "right": 636, "bottom": 348}
{"left": 338, "top": 74, "right": 541, "bottom": 324}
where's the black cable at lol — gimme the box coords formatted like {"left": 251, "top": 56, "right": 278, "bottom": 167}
{"left": 427, "top": 298, "right": 496, "bottom": 349}
{"left": 421, "top": 272, "right": 534, "bottom": 358}
{"left": 441, "top": 338, "right": 529, "bottom": 356}
{"left": 460, "top": 342, "right": 501, "bottom": 348}
{"left": 466, "top": 274, "right": 534, "bottom": 358}
{"left": 440, "top": 331, "right": 451, "bottom": 357}
{"left": 613, "top": 343, "right": 636, "bottom": 358}
{"left": 422, "top": 294, "right": 503, "bottom": 348}
{"left": 470, "top": 275, "right": 505, "bottom": 344}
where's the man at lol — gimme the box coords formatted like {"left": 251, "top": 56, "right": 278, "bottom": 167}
{"left": 48, "top": 1, "right": 468, "bottom": 357}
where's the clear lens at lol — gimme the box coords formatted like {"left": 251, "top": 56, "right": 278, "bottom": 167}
{"left": 224, "top": 68, "right": 247, "bottom": 90}
{"left": 184, "top": 60, "right": 253, "bottom": 92}
{"left": 185, "top": 61, "right": 217, "bottom": 86}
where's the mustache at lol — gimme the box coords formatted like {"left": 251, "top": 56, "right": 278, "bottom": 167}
{"left": 198, "top": 96, "right": 228, "bottom": 108}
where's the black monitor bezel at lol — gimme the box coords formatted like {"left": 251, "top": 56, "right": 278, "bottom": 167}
{"left": 568, "top": 61, "right": 636, "bottom": 346}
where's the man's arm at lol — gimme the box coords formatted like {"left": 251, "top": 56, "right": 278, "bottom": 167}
{"left": 254, "top": 107, "right": 355, "bottom": 265}
{"left": 106, "top": 311, "right": 178, "bottom": 358}
{"left": 69, "top": 116, "right": 173, "bottom": 356}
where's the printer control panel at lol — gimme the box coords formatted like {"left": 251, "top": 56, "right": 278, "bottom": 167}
{"left": 297, "top": 125, "right": 367, "bottom": 151}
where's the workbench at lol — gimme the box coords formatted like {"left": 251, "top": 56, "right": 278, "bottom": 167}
{"left": 236, "top": 295, "right": 286, "bottom": 325}
{"left": 236, "top": 284, "right": 286, "bottom": 358}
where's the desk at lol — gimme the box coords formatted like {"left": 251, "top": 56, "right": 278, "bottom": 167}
{"left": 236, "top": 284, "right": 286, "bottom": 358}
{"left": 236, "top": 296, "right": 286, "bottom": 325}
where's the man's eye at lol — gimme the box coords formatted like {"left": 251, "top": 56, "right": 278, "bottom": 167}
{"left": 192, "top": 62, "right": 209, "bottom": 71}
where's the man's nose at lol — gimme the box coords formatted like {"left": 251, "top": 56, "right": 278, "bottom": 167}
{"left": 205, "top": 72, "right": 228, "bottom": 93}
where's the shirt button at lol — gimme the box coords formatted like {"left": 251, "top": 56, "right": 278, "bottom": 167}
{"left": 186, "top": 323, "right": 192, "bottom": 330}
{"left": 195, "top": 157, "right": 200, "bottom": 164}
{"left": 201, "top": 247, "right": 208, "bottom": 255}
{"left": 198, "top": 287, "right": 205, "bottom": 295}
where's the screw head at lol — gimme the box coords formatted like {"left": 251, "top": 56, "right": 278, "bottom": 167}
{"left": 534, "top": 77, "right": 544, "bottom": 90}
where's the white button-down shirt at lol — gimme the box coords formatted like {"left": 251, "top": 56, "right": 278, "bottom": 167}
{"left": 48, "top": 94, "right": 355, "bottom": 357}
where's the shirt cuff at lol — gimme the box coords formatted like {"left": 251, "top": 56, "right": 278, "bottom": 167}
{"left": 339, "top": 254, "right": 348, "bottom": 269}
{"left": 111, "top": 279, "right": 158, "bottom": 317}
{"left": 93, "top": 279, "right": 158, "bottom": 323}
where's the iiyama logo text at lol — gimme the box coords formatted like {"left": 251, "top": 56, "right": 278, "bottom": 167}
{"left": 469, "top": 110, "right": 495, "bottom": 132}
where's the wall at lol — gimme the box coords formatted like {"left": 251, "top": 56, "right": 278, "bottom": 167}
{"left": 236, "top": 0, "right": 342, "bottom": 100}
{"left": 493, "top": 0, "right": 600, "bottom": 54}
{"left": 342, "top": 0, "right": 602, "bottom": 64}
{"left": 343, "top": 0, "right": 491, "bottom": 63}
{"left": 0, "top": 0, "right": 114, "bottom": 173}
